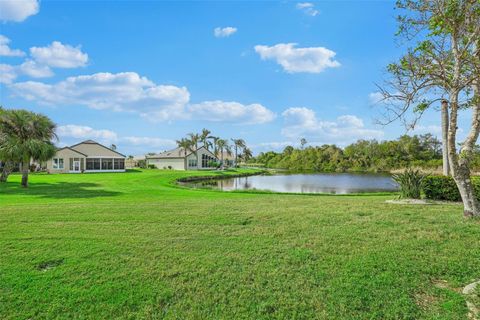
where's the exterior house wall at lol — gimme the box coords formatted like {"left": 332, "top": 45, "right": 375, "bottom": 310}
{"left": 71, "top": 143, "right": 122, "bottom": 157}
{"left": 148, "top": 158, "right": 185, "bottom": 170}
{"left": 187, "top": 148, "right": 216, "bottom": 170}
{"left": 46, "top": 149, "right": 86, "bottom": 174}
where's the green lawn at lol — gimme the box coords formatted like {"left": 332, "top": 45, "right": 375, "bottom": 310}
{"left": 0, "top": 169, "right": 479, "bottom": 319}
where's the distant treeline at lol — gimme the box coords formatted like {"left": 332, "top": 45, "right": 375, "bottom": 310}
{"left": 251, "top": 134, "right": 480, "bottom": 172}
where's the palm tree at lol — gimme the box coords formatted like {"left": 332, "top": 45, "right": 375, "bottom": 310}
{"left": 210, "top": 136, "right": 220, "bottom": 159}
{"left": 200, "top": 128, "right": 212, "bottom": 151}
{"left": 0, "top": 109, "right": 57, "bottom": 187}
{"left": 231, "top": 139, "right": 246, "bottom": 167}
{"left": 242, "top": 147, "right": 253, "bottom": 163}
{"left": 176, "top": 138, "right": 193, "bottom": 169}
{"left": 188, "top": 133, "right": 200, "bottom": 169}
{"left": 217, "top": 139, "right": 231, "bottom": 169}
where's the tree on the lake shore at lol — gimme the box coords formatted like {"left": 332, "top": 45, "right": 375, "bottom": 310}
{"left": 379, "top": 0, "right": 480, "bottom": 217}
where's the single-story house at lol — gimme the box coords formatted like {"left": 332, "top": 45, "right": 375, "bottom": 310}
{"left": 146, "top": 146, "right": 217, "bottom": 170}
{"left": 125, "top": 155, "right": 145, "bottom": 169}
{"left": 46, "top": 140, "right": 126, "bottom": 173}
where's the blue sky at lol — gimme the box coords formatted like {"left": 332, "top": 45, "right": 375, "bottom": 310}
{"left": 0, "top": 0, "right": 470, "bottom": 155}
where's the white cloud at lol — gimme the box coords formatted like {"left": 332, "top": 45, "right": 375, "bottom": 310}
{"left": 9, "top": 72, "right": 191, "bottom": 121}
{"left": 187, "top": 100, "right": 276, "bottom": 124}
{"left": 296, "top": 2, "right": 319, "bottom": 16}
{"left": 0, "top": 0, "right": 39, "bottom": 22}
{"left": 214, "top": 27, "right": 237, "bottom": 38}
{"left": 122, "top": 136, "right": 176, "bottom": 148}
{"left": 56, "top": 124, "right": 176, "bottom": 152}
{"left": 254, "top": 43, "right": 340, "bottom": 73}
{"left": 30, "top": 41, "right": 88, "bottom": 68}
{"left": 18, "top": 60, "right": 53, "bottom": 78}
{"left": 281, "top": 107, "right": 383, "bottom": 145}
{"left": 0, "top": 64, "right": 17, "bottom": 84}
{"left": 57, "top": 125, "right": 118, "bottom": 142}
{"left": 0, "top": 35, "right": 25, "bottom": 56}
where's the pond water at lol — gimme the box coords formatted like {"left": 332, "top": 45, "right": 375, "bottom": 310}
{"left": 182, "top": 173, "right": 398, "bottom": 194}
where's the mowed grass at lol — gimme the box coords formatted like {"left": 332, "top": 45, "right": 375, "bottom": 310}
{"left": 0, "top": 169, "right": 479, "bottom": 319}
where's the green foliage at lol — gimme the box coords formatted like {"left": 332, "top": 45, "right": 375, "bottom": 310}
{"left": 423, "top": 175, "right": 480, "bottom": 201}
{"left": 392, "top": 168, "right": 425, "bottom": 199}
{"left": 254, "top": 134, "right": 457, "bottom": 172}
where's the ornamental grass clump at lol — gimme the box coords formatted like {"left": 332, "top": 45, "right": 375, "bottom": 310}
{"left": 392, "top": 168, "right": 425, "bottom": 199}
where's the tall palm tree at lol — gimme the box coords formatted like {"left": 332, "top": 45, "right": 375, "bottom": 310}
{"left": 200, "top": 128, "right": 212, "bottom": 150}
{"left": 242, "top": 147, "right": 253, "bottom": 163}
{"left": 231, "top": 139, "right": 246, "bottom": 167}
{"left": 188, "top": 133, "right": 200, "bottom": 169}
{"left": 176, "top": 138, "right": 193, "bottom": 169}
{"left": 0, "top": 109, "right": 57, "bottom": 187}
{"left": 210, "top": 136, "right": 220, "bottom": 160}
{"left": 217, "top": 139, "right": 231, "bottom": 170}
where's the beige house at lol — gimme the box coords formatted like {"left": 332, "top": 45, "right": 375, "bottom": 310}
{"left": 146, "top": 146, "right": 217, "bottom": 170}
{"left": 46, "top": 140, "right": 126, "bottom": 173}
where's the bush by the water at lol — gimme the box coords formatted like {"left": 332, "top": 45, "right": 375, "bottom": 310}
{"left": 423, "top": 175, "right": 480, "bottom": 201}
{"left": 392, "top": 168, "right": 425, "bottom": 199}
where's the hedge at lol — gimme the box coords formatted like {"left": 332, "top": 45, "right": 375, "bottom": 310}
{"left": 422, "top": 175, "right": 480, "bottom": 201}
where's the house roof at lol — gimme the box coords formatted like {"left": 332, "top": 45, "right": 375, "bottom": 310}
{"left": 70, "top": 140, "right": 126, "bottom": 157}
{"left": 56, "top": 146, "right": 88, "bottom": 157}
{"left": 147, "top": 146, "right": 216, "bottom": 159}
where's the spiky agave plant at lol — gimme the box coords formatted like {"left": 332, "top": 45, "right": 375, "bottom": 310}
{"left": 392, "top": 168, "right": 425, "bottom": 199}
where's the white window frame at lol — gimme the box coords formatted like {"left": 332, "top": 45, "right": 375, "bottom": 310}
{"left": 53, "top": 158, "right": 64, "bottom": 169}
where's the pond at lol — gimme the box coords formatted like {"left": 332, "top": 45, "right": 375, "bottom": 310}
{"left": 181, "top": 173, "right": 399, "bottom": 194}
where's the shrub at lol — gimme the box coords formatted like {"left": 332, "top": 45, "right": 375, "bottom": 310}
{"left": 423, "top": 175, "right": 480, "bottom": 201}
{"left": 392, "top": 168, "right": 425, "bottom": 199}
{"left": 148, "top": 164, "right": 156, "bottom": 169}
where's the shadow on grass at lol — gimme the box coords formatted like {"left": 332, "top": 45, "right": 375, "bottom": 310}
{"left": 0, "top": 182, "right": 122, "bottom": 199}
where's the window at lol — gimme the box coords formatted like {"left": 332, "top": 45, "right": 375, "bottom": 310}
{"left": 188, "top": 159, "right": 197, "bottom": 167}
{"left": 86, "top": 158, "right": 100, "bottom": 170}
{"left": 202, "top": 154, "right": 215, "bottom": 168}
{"left": 102, "top": 158, "right": 113, "bottom": 170}
{"left": 69, "top": 157, "right": 82, "bottom": 171}
{"left": 53, "top": 158, "right": 64, "bottom": 169}
{"left": 114, "top": 159, "right": 125, "bottom": 170}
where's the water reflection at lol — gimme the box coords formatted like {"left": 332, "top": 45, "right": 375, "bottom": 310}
{"left": 183, "top": 173, "right": 398, "bottom": 194}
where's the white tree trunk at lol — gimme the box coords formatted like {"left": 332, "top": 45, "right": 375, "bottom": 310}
{"left": 448, "top": 89, "right": 480, "bottom": 217}
{"left": 441, "top": 100, "right": 449, "bottom": 176}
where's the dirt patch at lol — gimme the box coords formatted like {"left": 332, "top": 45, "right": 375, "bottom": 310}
{"left": 36, "top": 259, "right": 64, "bottom": 272}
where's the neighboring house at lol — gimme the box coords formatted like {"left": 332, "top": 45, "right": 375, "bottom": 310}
{"left": 46, "top": 140, "right": 126, "bottom": 173}
{"left": 125, "top": 155, "right": 145, "bottom": 169}
{"left": 217, "top": 151, "right": 235, "bottom": 167}
{"left": 146, "top": 146, "right": 217, "bottom": 170}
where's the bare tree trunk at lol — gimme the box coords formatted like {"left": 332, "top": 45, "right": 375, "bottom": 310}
{"left": 447, "top": 93, "right": 480, "bottom": 217}
{"left": 441, "top": 100, "right": 449, "bottom": 176}
{"left": 21, "top": 160, "right": 29, "bottom": 188}
{"left": 0, "top": 161, "right": 12, "bottom": 182}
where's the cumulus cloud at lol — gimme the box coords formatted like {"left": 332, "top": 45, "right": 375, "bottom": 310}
{"left": 214, "top": 27, "right": 237, "bottom": 38}
{"left": 122, "top": 136, "right": 176, "bottom": 148}
{"left": 296, "top": 2, "right": 319, "bottom": 16}
{"left": 188, "top": 100, "right": 276, "bottom": 124}
{"left": 254, "top": 43, "right": 340, "bottom": 73}
{"left": 0, "top": 64, "right": 17, "bottom": 84}
{"left": 0, "top": 0, "right": 39, "bottom": 22}
{"left": 18, "top": 60, "right": 53, "bottom": 78}
{"left": 30, "top": 41, "right": 88, "bottom": 68}
{"left": 57, "top": 125, "right": 118, "bottom": 142}
{"left": 0, "top": 35, "right": 25, "bottom": 56}
{"left": 9, "top": 72, "right": 191, "bottom": 121}
{"left": 0, "top": 39, "right": 87, "bottom": 82}
{"left": 281, "top": 107, "right": 383, "bottom": 145}
{"left": 56, "top": 124, "right": 177, "bottom": 153}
